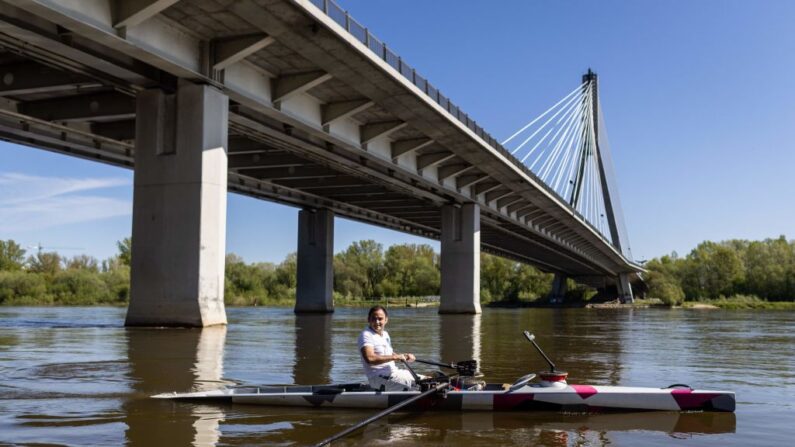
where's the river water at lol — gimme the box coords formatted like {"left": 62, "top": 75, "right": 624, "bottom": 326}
{"left": 0, "top": 306, "right": 792, "bottom": 446}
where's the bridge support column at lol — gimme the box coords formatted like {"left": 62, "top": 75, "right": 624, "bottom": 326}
{"left": 125, "top": 84, "right": 229, "bottom": 327}
{"left": 439, "top": 204, "right": 481, "bottom": 314}
{"left": 549, "top": 273, "right": 568, "bottom": 304}
{"left": 295, "top": 208, "right": 335, "bottom": 313}
{"left": 617, "top": 273, "right": 634, "bottom": 303}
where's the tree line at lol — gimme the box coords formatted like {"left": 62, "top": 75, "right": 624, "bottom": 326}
{"left": 0, "top": 238, "right": 554, "bottom": 306}
{"left": 643, "top": 236, "right": 795, "bottom": 305}
{"left": 1, "top": 235, "right": 793, "bottom": 306}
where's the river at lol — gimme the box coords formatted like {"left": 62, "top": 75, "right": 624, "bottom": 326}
{"left": 0, "top": 306, "right": 792, "bottom": 446}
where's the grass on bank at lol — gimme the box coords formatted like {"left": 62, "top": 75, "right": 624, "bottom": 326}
{"left": 679, "top": 295, "right": 795, "bottom": 310}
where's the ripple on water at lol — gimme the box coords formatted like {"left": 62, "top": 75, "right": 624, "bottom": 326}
{"left": 0, "top": 306, "right": 792, "bottom": 446}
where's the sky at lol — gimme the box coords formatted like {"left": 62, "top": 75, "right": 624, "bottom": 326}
{"left": 1, "top": 0, "right": 794, "bottom": 263}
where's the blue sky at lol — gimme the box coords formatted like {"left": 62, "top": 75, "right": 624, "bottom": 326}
{"left": 2, "top": 0, "right": 794, "bottom": 263}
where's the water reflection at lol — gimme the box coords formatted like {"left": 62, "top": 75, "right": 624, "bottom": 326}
{"left": 319, "top": 411, "right": 736, "bottom": 446}
{"left": 124, "top": 327, "right": 227, "bottom": 446}
{"left": 0, "top": 307, "right": 777, "bottom": 446}
{"left": 439, "top": 313, "right": 481, "bottom": 368}
{"left": 293, "top": 314, "right": 332, "bottom": 384}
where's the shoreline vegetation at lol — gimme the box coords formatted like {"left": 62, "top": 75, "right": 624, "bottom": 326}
{"left": 1, "top": 236, "right": 793, "bottom": 310}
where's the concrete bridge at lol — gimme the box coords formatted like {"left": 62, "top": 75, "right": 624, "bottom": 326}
{"left": 0, "top": 0, "right": 643, "bottom": 326}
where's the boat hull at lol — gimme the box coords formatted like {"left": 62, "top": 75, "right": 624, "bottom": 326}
{"left": 153, "top": 383, "right": 735, "bottom": 413}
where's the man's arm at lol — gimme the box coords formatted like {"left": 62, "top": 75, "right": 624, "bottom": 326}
{"left": 361, "top": 346, "right": 415, "bottom": 365}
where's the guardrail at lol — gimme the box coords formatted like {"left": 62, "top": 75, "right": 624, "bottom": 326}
{"left": 307, "top": 0, "right": 618, "bottom": 251}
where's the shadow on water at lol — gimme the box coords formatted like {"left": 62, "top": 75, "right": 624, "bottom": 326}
{"left": 124, "top": 326, "right": 227, "bottom": 446}
{"left": 293, "top": 314, "right": 332, "bottom": 385}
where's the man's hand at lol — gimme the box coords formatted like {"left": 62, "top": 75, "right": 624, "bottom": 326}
{"left": 392, "top": 353, "right": 415, "bottom": 362}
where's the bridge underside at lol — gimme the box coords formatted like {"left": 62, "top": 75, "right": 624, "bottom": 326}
{"left": 0, "top": 50, "right": 621, "bottom": 278}
{"left": 0, "top": 0, "right": 641, "bottom": 324}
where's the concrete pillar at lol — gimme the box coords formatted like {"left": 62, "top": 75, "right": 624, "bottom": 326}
{"left": 295, "top": 208, "right": 334, "bottom": 313}
{"left": 617, "top": 273, "right": 634, "bottom": 303}
{"left": 125, "top": 83, "right": 229, "bottom": 327}
{"left": 549, "top": 273, "right": 568, "bottom": 304}
{"left": 439, "top": 203, "right": 481, "bottom": 314}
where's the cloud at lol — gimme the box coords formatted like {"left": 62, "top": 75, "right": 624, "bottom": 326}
{"left": 0, "top": 172, "right": 131, "bottom": 231}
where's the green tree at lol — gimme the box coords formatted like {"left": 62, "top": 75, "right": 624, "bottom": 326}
{"left": 681, "top": 241, "right": 744, "bottom": 299}
{"left": 480, "top": 253, "right": 516, "bottom": 302}
{"left": 743, "top": 237, "right": 793, "bottom": 300}
{"left": 101, "top": 266, "right": 130, "bottom": 302}
{"left": 0, "top": 240, "right": 26, "bottom": 271}
{"left": 383, "top": 244, "right": 439, "bottom": 296}
{"left": 276, "top": 252, "right": 297, "bottom": 289}
{"left": 27, "top": 252, "right": 62, "bottom": 275}
{"left": 0, "top": 271, "right": 48, "bottom": 304}
{"left": 117, "top": 237, "right": 132, "bottom": 267}
{"left": 49, "top": 269, "right": 110, "bottom": 304}
{"left": 334, "top": 240, "right": 385, "bottom": 298}
{"left": 66, "top": 254, "right": 99, "bottom": 272}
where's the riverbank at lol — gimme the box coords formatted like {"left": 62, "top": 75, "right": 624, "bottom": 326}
{"left": 486, "top": 295, "right": 795, "bottom": 310}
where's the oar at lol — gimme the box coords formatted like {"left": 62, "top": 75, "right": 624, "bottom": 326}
{"left": 415, "top": 358, "right": 478, "bottom": 376}
{"left": 314, "top": 380, "right": 450, "bottom": 447}
{"left": 414, "top": 358, "right": 455, "bottom": 369}
{"left": 523, "top": 330, "right": 556, "bottom": 372}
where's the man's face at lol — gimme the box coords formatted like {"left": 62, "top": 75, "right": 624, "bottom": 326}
{"left": 368, "top": 309, "right": 388, "bottom": 334}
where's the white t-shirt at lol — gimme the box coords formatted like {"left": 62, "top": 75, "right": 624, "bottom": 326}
{"left": 358, "top": 327, "right": 398, "bottom": 379}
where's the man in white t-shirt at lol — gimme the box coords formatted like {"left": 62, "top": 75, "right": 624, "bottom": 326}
{"left": 358, "top": 305, "right": 417, "bottom": 391}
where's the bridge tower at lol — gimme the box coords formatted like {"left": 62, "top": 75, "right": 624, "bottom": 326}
{"left": 568, "top": 70, "right": 635, "bottom": 303}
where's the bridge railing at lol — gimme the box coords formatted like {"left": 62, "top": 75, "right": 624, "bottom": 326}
{"left": 308, "top": 0, "right": 617, "bottom": 251}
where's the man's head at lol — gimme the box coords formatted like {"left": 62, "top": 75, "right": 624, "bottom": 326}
{"left": 367, "top": 305, "right": 388, "bottom": 334}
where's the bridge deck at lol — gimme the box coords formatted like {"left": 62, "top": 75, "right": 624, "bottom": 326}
{"left": 0, "top": 0, "right": 641, "bottom": 279}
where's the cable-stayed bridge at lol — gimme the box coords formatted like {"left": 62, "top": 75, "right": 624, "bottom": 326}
{"left": 0, "top": 0, "right": 642, "bottom": 326}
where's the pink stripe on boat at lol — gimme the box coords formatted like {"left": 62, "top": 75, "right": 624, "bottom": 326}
{"left": 570, "top": 385, "right": 598, "bottom": 399}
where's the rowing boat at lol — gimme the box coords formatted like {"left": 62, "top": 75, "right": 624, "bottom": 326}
{"left": 152, "top": 378, "right": 735, "bottom": 413}
{"left": 152, "top": 331, "right": 735, "bottom": 413}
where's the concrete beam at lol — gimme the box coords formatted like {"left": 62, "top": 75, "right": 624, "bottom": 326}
{"left": 276, "top": 177, "right": 370, "bottom": 189}
{"left": 360, "top": 120, "right": 407, "bottom": 145}
{"left": 438, "top": 163, "right": 472, "bottom": 182}
{"left": 326, "top": 192, "right": 404, "bottom": 203}
{"left": 456, "top": 173, "right": 489, "bottom": 190}
{"left": 125, "top": 84, "right": 228, "bottom": 327}
{"left": 417, "top": 151, "right": 455, "bottom": 171}
{"left": 350, "top": 200, "right": 422, "bottom": 208}
{"left": 212, "top": 34, "right": 275, "bottom": 70}
{"left": 321, "top": 99, "right": 374, "bottom": 126}
{"left": 369, "top": 204, "right": 428, "bottom": 211}
{"left": 295, "top": 208, "right": 334, "bottom": 313}
{"left": 474, "top": 181, "right": 501, "bottom": 196}
{"left": 393, "top": 210, "right": 439, "bottom": 217}
{"left": 272, "top": 71, "right": 332, "bottom": 103}
{"left": 229, "top": 152, "right": 307, "bottom": 169}
{"left": 228, "top": 136, "right": 268, "bottom": 154}
{"left": 439, "top": 204, "right": 481, "bottom": 314}
{"left": 485, "top": 188, "right": 513, "bottom": 203}
{"left": 390, "top": 137, "right": 433, "bottom": 160}
{"left": 497, "top": 195, "right": 523, "bottom": 209}
{"left": 0, "top": 62, "right": 101, "bottom": 96}
{"left": 520, "top": 208, "right": 545, "bottom": 220}
{"left": 20, "top": 91, "right": 136, "bottom": 122}
{"left": 114, "top": 0, "right": 183, "bottom": 29}
{"left": 246, "top": 165, "right": 337, "bottom": 180}
{"left": 91, "top": 120, "right": 136, "bottom": 140}
{"left": 507, "top": 201, "right": 532, "bottom": 214}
